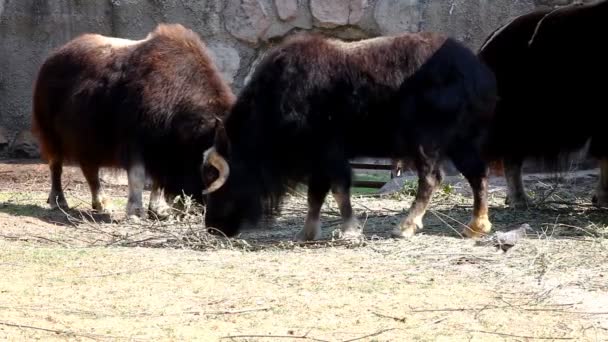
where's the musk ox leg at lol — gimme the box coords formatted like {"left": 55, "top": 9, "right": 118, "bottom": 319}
{"left": 126, "top": 161, "right": 146, "bottom": 219}
{"left": 592, "top": 158, "right": 608, "bottom": 208}
{"left": 81, "top": 164, "right": 111, "bottom": 212}
{"left": 332, "top": 189, "right": 363, "bottom": 239}
{"left": 392, "top": 153, "right": 442, "bottom": 239}
{"left": 449, "top": 148, "right": 492, "bottom": 238}
{"left": 504, "top": 157, "right": 531, "bottom": 209}
{"left": 295, "top": 176, "right": 329, "bottom": 242}
{"left": 148, "top": 180, "right": 171, "bottom": 219}
{"left": 47, "top": 159, "right": 68, "bottom": 209}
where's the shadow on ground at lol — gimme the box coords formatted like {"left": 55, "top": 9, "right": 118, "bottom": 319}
{"left": 0, "top": 202, "right": 114, "bottom": 226}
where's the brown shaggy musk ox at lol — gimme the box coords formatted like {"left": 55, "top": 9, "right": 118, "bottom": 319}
{"left": 201, "top": 32, "right": 497, "bottom": 241}
{"left": 478, "top": 1, "right": 608, "bottom": 208}
{"left": 31, "top": 23, "right": 235, "bottom": 218}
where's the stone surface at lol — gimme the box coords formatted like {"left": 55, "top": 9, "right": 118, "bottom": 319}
{"left": 0, "top": 0, "right": 566, "bottom": 140}
{"left": 311, "top": 0, "right": 367, "bottom": 28}
{"left": 374, "top": 0, "right": 421, "bottom": 34}
{"left": 224, "top": 0, "right": 271, "bottom": 45}
{"left": 10, "top": 130, "right": 39, "bottom": 158}
{"left": 264, "top": 0, "right": 313, "bottom": 40}
{"left": 208, "top": 43, "right": 241, "bottom": 85}
{"left": 274, "top": 0, "right": 298, "bottom": 21}
{"left": 421, "top": 0, "right": 537, "bottom": 51}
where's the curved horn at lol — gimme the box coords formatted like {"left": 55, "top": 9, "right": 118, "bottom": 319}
{"left": 202, "top": 147, "right": 230, "bottom": 195}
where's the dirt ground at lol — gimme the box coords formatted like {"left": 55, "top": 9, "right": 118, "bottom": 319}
{"left": 0, "top": 159, "right": 607, "bottom": 341}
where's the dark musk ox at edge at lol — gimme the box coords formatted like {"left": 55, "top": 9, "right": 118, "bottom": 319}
{"left": 478, "top": 0, "right": 608, "bottom": 209}
{"left": 201, "top": 31, "right": 498, "bottom": 241}
{"left": 31, "top": 23, "right": 235, "bottom": 219}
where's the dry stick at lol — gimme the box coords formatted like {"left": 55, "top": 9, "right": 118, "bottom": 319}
{"left": 341, "top": 328, "right": 398, "bottom": 342}
{"left": 373, "top": 311, "right": 406, "bottom": 323}
{"left": 0, "top": 321, "right": 76, "bottom": 337}
{"left": 221, "top": 334, "right": 329, "bottom": 342}
{"left": 194, "top": 307, "right": 271, "bottom": 315}
{"left": 0, "top": 321, "right": 134, "bottom": 341}
{"left": 428, "top": 209, "right": 465, "bottom": 238}
{"left": 469, "top": 329, "right": 574, "bottom": 340}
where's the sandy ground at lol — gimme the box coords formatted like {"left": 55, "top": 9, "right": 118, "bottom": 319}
{"left": 0, "top": 160, "right": 607, "bottom": 341}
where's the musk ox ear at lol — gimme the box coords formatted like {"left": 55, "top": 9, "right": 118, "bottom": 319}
{"left": 213, "top": 117, "right": 230, "bottom": 157}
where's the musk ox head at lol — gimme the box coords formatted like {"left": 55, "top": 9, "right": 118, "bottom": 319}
{"left": 201, "top": 119, "right": 263, "bottom": 237}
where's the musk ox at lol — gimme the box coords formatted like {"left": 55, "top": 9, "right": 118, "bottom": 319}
{"left": 31, "top": 23, "right": 235, "bottom": 218}
{"left": 478, "top": 1, "right": 608, "bottom": 208}
{"left": 201, "top": 31, "right": 497, "bottom": 241}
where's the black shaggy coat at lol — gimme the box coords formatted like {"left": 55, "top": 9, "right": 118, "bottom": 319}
{"left": 203, "top": 32, "right": 497, "bottom": 239}
{"left": 478, "top": 0, "right": 608, "bottom": 206}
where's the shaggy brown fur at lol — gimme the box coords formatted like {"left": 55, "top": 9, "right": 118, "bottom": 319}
{"left": 32, "top": 23, "right": 235, "bottom": 217}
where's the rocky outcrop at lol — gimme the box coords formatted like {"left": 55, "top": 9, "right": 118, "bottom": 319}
{"left": 224, "top": 0, "right": 271, "bottom": 45}
{"left": 0, "top": 0, "right": 589, "bottom": 142}
{"left": 310, "top": 0, "right": 367, "bottom": 28}
{"left": 275, "top": 0, "right": 298, "bottom": 21}
{"left": 208, "top": 43, "right": 241, "bottom": 85}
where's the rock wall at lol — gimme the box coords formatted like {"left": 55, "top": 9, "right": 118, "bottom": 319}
{"left": 0, "top": 0, "right": 591, "bottom": 157}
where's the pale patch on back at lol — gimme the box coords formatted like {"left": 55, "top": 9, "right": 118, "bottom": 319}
{"left": 89, "top": 35, "right": 147, "bottom": 49}
{"left": 327, "top": 35, "right": 394, "bottom": 52}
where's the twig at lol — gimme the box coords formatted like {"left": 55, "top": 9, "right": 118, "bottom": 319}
{"left": 372, "top": 311, "right": 406, "bottom": 323}
{"left": 341, "top": 328, "right": 398, "bottom": 342}
{"left": 199, "top": 307, "right": 271, "bottom": 315}
{"left": 0, "top": 321, "right": 135, "bottom": 340}
{"left": 469, "top": 329, "right": 574, "bottom": 340}
{"left": 220, "top": 333, "right": 329, "bottom": 341}
{"left": 0, "top": 321, "right": 75, "bottom": 336}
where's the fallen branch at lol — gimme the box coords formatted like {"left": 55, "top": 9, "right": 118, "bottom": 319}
{"left": 221, "top": 333, "right": 329, "bottom": 341}
{"left": 0, "top": 321, "right": 75, "bottom": 336}
{"left": 469, "top": 329, "right": 574, "bottom": 340}
{"left": 341, "top": 328, "right": 398, "bottom": 342}
{"left": 197, "top": 307, "right": 271, "bottom": 315}
{"left": 372, "top": 311, "right": 406, "bottom": 323}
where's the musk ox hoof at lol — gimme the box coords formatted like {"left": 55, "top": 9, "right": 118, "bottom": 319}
{"left": 48, "top": 193, "right": 68, "bottom": 210}
{"left": 295, "top": 220, "right": 322, "bottom": 242}
{"left": 462, "top": 215, "right": 492, "bottom": 239}
{"left": 126, "top": 204, "right": 146, "bottom": 221}
{"left": 92, "top": 197, "right": 112, "bottom": 213}
{"left": 505, "top": 195, "right": 531, "bottom": 209}
{"left": 148, "top": 205, "right": 172, "bottom": 220}
{"left": 339, "top": 218, "right": 363, "bottom": 240}
{"left": 391, "top": 223, "right": 417, "bottom": 239}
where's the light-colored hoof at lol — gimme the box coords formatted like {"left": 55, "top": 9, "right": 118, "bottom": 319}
{"left": 149, "top": 205, "right": 172, "bottom": 219}
{"left": 391, "top": 222, "right": 417, "bottom": 239}
{"left": 126, "top": 204, "right": 146, "bottom": 221}
{"left": 339, "top": 218, "right": 363, "bottom": 240}
{"left": 462, "top": 215, "right": 492, "bottom": 239}
{"left": 48, "top": 192, "right": 68, "bottom": 210}
{"left": 505, "top": 195, "right": 531, "bottom": 209}
{"left": 92, "top": 197, "right": 112, "bottom": 213}
{"left": 295, "top": 220, "right": 322, "bottom": 242}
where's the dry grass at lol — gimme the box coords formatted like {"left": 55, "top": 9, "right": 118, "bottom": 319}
{"left": 0, "top": 161, "right": 607, "bottom": 341}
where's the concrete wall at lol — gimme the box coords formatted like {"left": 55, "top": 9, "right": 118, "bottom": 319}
{"left": 0, "top": 0, "right": 591, "bottom": 157}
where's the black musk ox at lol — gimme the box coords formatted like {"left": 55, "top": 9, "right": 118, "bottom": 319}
{"left": 478, "top": 1, "right": 608, "bottom": 208}
{"left": 201, "top": 32, "right": 497, "bottom": 241}
{"left": 31, "top": 24, "right": 235, "bottom": 218}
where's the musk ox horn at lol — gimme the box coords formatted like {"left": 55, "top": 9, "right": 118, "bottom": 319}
{"left": 202, "top": 147, "right": 230, "bottom": 195}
